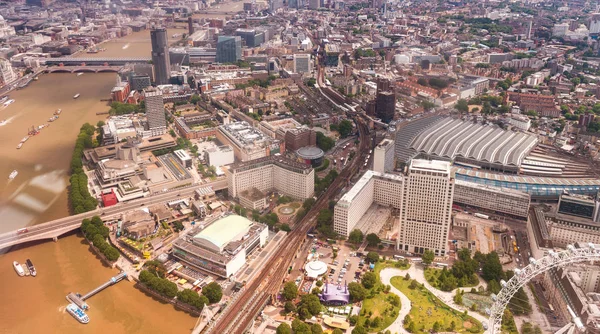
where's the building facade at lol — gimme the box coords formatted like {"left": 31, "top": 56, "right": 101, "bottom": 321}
{"left": 216, "top": 36, "right": 242, "bottom": 64}
{"left": 399, "top": 160, "right": 454, "bottom": 256}
{"left": 144, "top": 89, "right": 166, "bottom": 136}
{"left": 0, "top": 58, "right": 16, "bottom": 85}
{"left": 293, "top": 54, "right": 312, "bottom": 74}
{"left": 375, "top": 91, "right": 396, "bottom": 123}
{"left": 453, "top": 180, "right": 531, "bottom": 219}
{"left": 373, "top": 138, "right": 395, "bottom": 173}
{"left": 150, "top": 28, "right": 171, "bottom": 85}
{"left": 228, "top": 156, "right": 314, "bottom": 202}
{"left": 333, "top": 171, "right": 403, "bottom": 237}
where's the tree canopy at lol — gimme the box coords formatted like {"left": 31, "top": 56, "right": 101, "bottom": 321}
{"left": 421, "top": 249, "right": 435, "bottom": 266}
{"left": 202, "top": 282, "right": 223, "bottom": 304}
{"left": 348, "top": 229, "right": 364, "bottom": 244}
{"left": 282, "top": 281, "right": 299, "bottom": 301}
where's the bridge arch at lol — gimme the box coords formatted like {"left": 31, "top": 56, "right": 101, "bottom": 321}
{"left": 48, "top": 68, "right": 72, "bottom": 73}
{"left": 73, "top": 68, "right": 96, "bottom": 73}
{"left": 488, "top": 243, "right": 600, "bottom": 333}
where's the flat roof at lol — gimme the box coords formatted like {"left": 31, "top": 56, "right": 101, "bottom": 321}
{"left": 193, "top": 215, "right": 252, "bottom": 251}
{"left": 338, "top": 170, "right": 403, "bottom": 205}
{"left": 409, "top": 159, "right": 451, "bottom": 174}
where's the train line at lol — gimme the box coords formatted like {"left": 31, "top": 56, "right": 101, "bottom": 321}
{"left": 208, "top": 103, "right": 371, "bottom": 334}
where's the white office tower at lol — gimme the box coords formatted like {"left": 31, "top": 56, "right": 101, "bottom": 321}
{"left": 373, "top": 138, "right": 395, "bottom": 173}
{"left": 144, "top": 89, "right": 166, "bottom": 137}
{"left": 590, "top": 13, "right": 600, "bottom": 34}
{"left": 398, "top": 160, "right": 454, "bottom": 257}
{"left": 293, "top": 54, "right": 312, "bottom": 74}
{"left": 0, "top": 58, "right": 16, "bottom": 85}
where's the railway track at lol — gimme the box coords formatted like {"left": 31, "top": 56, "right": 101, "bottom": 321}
{"left": 208, "top": 110, "right": 370, "bottom": 334}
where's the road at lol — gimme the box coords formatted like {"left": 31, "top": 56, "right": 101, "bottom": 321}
{"left": 0, "top": 68, "right": 46, "bottom": 97}
{"left": 0, "top": 179, "right": 227, "bottom": 250}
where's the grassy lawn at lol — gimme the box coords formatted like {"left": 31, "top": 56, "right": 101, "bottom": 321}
{"left": 353, "top": 260, "right": 409, "bottom": 332}
{"left": 357, "top": 291, "right": 400, "bottom": 332}
{"left": 390, "top": 276, "right": 484, "bottom": 334}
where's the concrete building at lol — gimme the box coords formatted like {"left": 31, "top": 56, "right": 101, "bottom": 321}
{"left": 0, "top": 58, "right": 16, "bottom": 85}
{"left": 172, "top": 214, "right": 268, "bottom": 278}
{"left": 333, "top": 171, "right": 404, "bottom": 237}
{"left": 558, "top": 193, "right": 600, "bottom": 222}
{"left": 309, "top": 0, "right": 320, "bottom": 9}
{"left": 293, "top": 54, "right": 312, "bottom": 74}
{"left": 216, "top": 121, "right": 282, "bottom": 162}
{"left": 373, "top": 138, "right": 395, "bottom": 173}
{"left": 150, "top": 28, "right": 171, "bottom": 85}
{"left": 205, "top": 145, "right": 235, "bottom": 167}
{"left": 174, "top": 149, "right": 192, "bottom": 168}
{"left": 453, "top": 180, "right": 531, "bottom": 220}
{"left": 285, "top": 127, "right": 316, "bottom": 151}
{"left": 216, "top": 36, "right": 242, "bottom": 64}
{"left": 235, "top": 29, "right": 265, "bottom": 48}
{"left": 227, "top": 156, "right": 314, "bottom": 202}
{"left": 144, "top": 89, "right": 166, "bottom": 136}
{"left": 399, "top": 160, "right": 454, "bottom": 256}
{"left": 508, "top": 114, "right": 531, "bottom": 131}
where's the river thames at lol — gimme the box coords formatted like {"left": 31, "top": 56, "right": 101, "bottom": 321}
{"left": 0, "top": 27, "right": 199, "bottom": 333}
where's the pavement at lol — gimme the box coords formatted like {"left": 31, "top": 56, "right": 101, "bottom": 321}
{"left": 378, "top": 266, "right": 491, "bottom": 334}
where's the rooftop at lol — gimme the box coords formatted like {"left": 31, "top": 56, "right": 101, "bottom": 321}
{"left": 338, "top": 170, "right": 403, "bottom": 205}
{"left": 193, "top": 215, "right": 253, "bottom": 252}
{"left": 409, "top": 159, "right": 451, "bottom": 174}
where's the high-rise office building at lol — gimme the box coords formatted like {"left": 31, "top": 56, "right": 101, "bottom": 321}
{"left": 373, "top": 138, "right": 395, "bottom": 173}
{"left": 376, "top": 78, "right": 390, "bottom": 93}
{"left": 144, "top": 89, "right": 167, "bottom": 137}
{"left": 235, "top": 29, "right": 265, "bottom": 48}
{"left": 0, "top": 58, "right": 16, "bottom": 85}
{"left": 375, "top": 91, "right": 396, "bottom": 123}
{"left": 293, "top": 54, "right": 312, "bottom": 74}
{"left": 188, "top": 17, "right": 194, "bottom": 35}
{"left": 398, "top": 160, "right": 454, "bottom": 256}
{"left": 216, "top": 36, "right": 242, "bottom": 63}
{"left": 150, "top": 28, "right": 171, "bottom": 85}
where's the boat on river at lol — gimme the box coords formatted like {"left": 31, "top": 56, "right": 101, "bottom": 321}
{"left": 13, "top": 261, "right": 24, "bottom": 277}
{"left": 66, "top": 303, "right": 89, "bottom": 324}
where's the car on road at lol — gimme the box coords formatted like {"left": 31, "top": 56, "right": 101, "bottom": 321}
{"left": 17, "top": 228, "right": 28, "bottom": 234}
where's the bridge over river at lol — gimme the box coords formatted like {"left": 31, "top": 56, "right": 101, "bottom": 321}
{"left": 0, "top": 179, "right": 227, "bottom": 250}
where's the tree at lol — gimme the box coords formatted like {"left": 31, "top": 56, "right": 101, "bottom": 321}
{"left": 298, "top": 294, "right": 322, "bottom": 316}
{"left": 276, "top": 323, "right": 292, "bottom": 334}
{"left": 366, "top": 251, "right": 379, "bottom": 263}
{"left": 407, "top": 321, "right": 416, "bottom": 333}
{"left": 202, "top": 282, "right": 223, "bottom": 304}
{"left": 284, "top": 301, "right": 296, "bottom": 313}
{"left": 481, "top": 251, "right": 504, "bottom": 282}
{"left": 352, "top": 325, "right": 367, "bottom": 334}
{"left": 303, "top": 198, "right": 316, "bottom": 210}
{"left": 362, "top": 272, "right": 377, "bottom": 289}
{"left": 348, "top": 282, "right": 367, "bottom": 302}
{"left": 338, "top": 119, "right": 353, "bottom": 138}
{"left": 348, "top": 229, "right": 364, "bottom": 244}
{"left": 455, "top": 99, "right": 469, "bottom": 112}
{"left": 282, "top": 281, "right": 298, "bottom": 301}
{"left": 422, "top": 249, "right": 435, "bottom": 266}
{"left": 433, "top": 321, "right": 441, "bottom": 332}
{"left": 310, "top": 324, "right": 323, "bottom": 334}
{"left": 332, "top": 329, "right": 344, "bottom": 334}
{"left": 366, "top": 233, "right": 381, "bottom": 247}
{"left": 417, "top": 77, "right": 428, "bottom": 86}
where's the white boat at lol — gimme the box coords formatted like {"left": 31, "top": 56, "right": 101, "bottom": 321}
{"left": 54, "top": 109, "right": 62, "bottom": 115}
{"left": 66, "top": 303, "right": 89, "bottom": 324}
{"left": 16, "top": 143, "right": 22, "bottom": 149}
{"left": 73, "top": 94, "right": 80, "bottom": 99}
{"left": 0, "top": 96, "right": 8, "bottom": 103}
{"left": 3, "top": 99, "right": 14, "bottom": 106}
{"left": 0, "top": 119, "right": 7, "bottom": 126}
{"left": 9, "top": 170, "right": 18, "bottom": 179}
{"left": 77, "top": 73, "right": 84, "bottom": 77}
{"left": 20, "top": 136, "right": 29, "bottom": 143}
{"left": 13, "top": 261, "right": 24, "bottom": 277}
